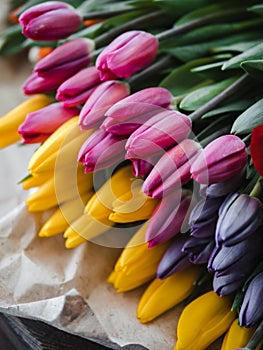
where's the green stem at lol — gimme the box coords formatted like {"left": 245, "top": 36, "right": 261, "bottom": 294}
{"left": 245, "top": 320, "right": 263, "bottom": 350}
{"left": 156, "top": 7, "right": 247, "bottom": 41}
{"left": 189, "top": 74, "right": 251, "bottom": 122}
{"left": 94, "top": 10, "right": 165, "bottom": 48}
{"left": 128, "top": 55, "right": 173, "bottom": 90}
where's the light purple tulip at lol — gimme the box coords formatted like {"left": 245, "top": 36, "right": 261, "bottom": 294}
{"left": 56, "top": 66, "right": 101, "bottom": 107}
{"left": 78, "top": 129, "right": 127, "bottom": 172}
{"left": 142, "top": 139, "right": 201, "bottom": 198}
{"left": 190, "top": 135, "right": 248, "bottom": 184}
{"left": 125, "top": 110, "right": 192, "bottom": 158}
{"left": 34, "top": 38, "right": 94, "bottom": 80}
{"left": 146, "top": 191, "right": 191, "bottom": 247}
{"left": 96, "top": 30, "right": 159, "bottom": 80}
{"left": 79, "top": 81, "right": 130, "bottom": 129}
{"left": 18, "top": 102, "right": 79, "bottom": 144}
{"left": 101, "top": 87, "right": 172, "bottom": 135}
{"left": 19, "top": 1, "right": 82, "bottom": 41}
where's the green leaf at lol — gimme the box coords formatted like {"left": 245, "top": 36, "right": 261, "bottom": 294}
{"left": 248, "top": 4, "right": 263, "bottom": 17}
{"left": 222, "top": 42, "right": 263, "bottom": 70}
{"left": 0, "top": 25, "right": 25, "bottom": 56}
{"left": 191, "top": 58, "right": 234, "bottom": 80}
{"left": 202, "top": 98, "right": 255, "bottom": 118}
{"left": 179, "top": 76, "right": 238, "bottom": 111}
{"left": 212, "top": 39, "right": 262, "bottom": 54}
{"left": 231, "top": 98, "right": 263, "bottom": 134}
{"left": 241, "top": 59, "right": 263, "bottom": 80}
{"left": 153, "top": 0, "right": 211, "bottom": 16}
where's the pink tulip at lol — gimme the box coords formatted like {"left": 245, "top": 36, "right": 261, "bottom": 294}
{"left": 190, "top": 135, "right": 248, "bottom": 184}
{"left": 34, "top": 38, "right": 94, "bottom": 80}
{"left": 18, "top": 102, "right": 79, "bottom": 144}
{"left": 125, "top": 110, "right": 192, "bottom": 158}
{"left": 130, "top": 153, "right": 161, "bottom": 178}
{"left": 101, "top": 87, "right": 172, "bottom": 135}
{"left": 146, "top": 192, "right": 191, "bottom": 247}
{"left": 56, "top": 66, "right": 101, "bottom": 107}
{"left": 96, "top": 30, "right": 159, "bottom": 80}
{"left": 78, "top": 129, "right": 127, "bottom": 172}
{"left": 79, "top": 80, "right": 130, "bottom": 129}
{"left": 19, "top": 1, "right": 82, "bottom": 41}
{"left": 23, "top": 72, "right": 66, "bottom": 94}
{"left": 143, "top": 139, "right": 201, "bottom": 198}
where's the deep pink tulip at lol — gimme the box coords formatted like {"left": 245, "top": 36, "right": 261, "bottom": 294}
{"left": 19, "top": 1, "right": 82, "bottom": 41}
{"left": 34, "top": 38, "right": 94, "bottom": 80}
{"left": 78, "top": 129, "right": 127, "bottom": 172}
{"left": 56, "top": 66, "right": 101, "bottom": 107}
{"left": 143, "top": 139, "right": 201, "bottom": 198}
{"left": 23, "top": 72, "right": 66, "bottom": 95}
{"left": 146, "top": 191, "right": 191, "bottom": 247}
{"left": 125, "top": 110, "right": 192, "bottom": 158}
{"left": 131, "top": 153, "right": 160, "bottom": 178}
{"left": 101, "top": 87, "right": 172, "bottom": 135}
{"left": 96, "top": 30, "right": 159, "bottom": 80}
{"left": 79, "top": 80, "right": 130, "bottom": 129}
{"left": 18, "top": 102, "right": 79, "bottom": 144}
{"left": 190, "top": 135, "right": 248, "bottom": 184}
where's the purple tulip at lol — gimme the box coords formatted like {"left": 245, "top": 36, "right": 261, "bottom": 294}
{"left": 79, "top": 81, "right": 130, "bottom": 129}
{"left": 56, "top": 66, "right": 101, "bottom": 107}
{"left": 142, "top": 139, "right": 201, "bottom": 198}
{"left": 18, "top": 102, "right": 79, "bottom": 144}
{"left": 239, "top": 272, "right": 263, "bottom": 327}
{"left": 215, "top": 193, "right": 263, "bottom": 246}
{"left": 157, "top": 234, "right": 192, "bottom": 279}
{"left": 125, "top": 110, "right": 192, "bottom": 158}
{"left": 23, "top": 72, "right": 66, "bottom": 95}
{"left": 101, "top": 87, "right": 172, "bottom": 135}
{"left": 96, "top": 30, "right": 159, "bottom": 80}
{"left": 190, "top": 135, "right": 248, "bottom": 184}
{"left": 19, "top": 1, "right": 82, "bottom": 41}
{"left": 146, "top": 192, "right": 191, "bottom": 247}
{"left": 182, "top": 236, "right": 215, "bottom": 264}
{"left": 78, "top": 129, "right": 127, "bottom": 172}
{"left": 189, "top": 196, "right": 225, "bottom": 238}
{"left": 34, "top": 38, "right": 94, "bottom": 80}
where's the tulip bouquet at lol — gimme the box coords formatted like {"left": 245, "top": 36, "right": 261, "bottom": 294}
{"left": 1, "top": 0, "right": 263, "bottom": 349}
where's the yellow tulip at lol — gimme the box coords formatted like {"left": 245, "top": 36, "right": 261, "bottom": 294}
{"left": 84, "top": 165, "right": 134, "bottom": 220}
{"left": 221, "top": 318, "right": 255, "bottom": 350}
{"left": 38, "top": 192, "right": 93, "bottom": 237}
{"left": 0, "top": 94, "right": 52, "bottom": 148}
{"left": 137, "top": 267, "right": 200, "bottom": 324}
{"left": 174, "top": 291, "right": 236, "bottom": 350}
{"left": 109, "top": 181, "right": 159, "bottom": 223}
{"left": 21, "top": 171, "right": 54, "bottom": 190}
{"left": 108, "top": 222, "right": 169, "bottom": 292}
{"left": 64, "top": 214, "right": 114, "bottom": 248}
{"left": 26, "top": 168, "right": 93, "bottom": 211}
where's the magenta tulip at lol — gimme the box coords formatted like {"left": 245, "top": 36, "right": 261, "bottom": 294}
{"left": 56, "top": 66, "right": 101, "bottom": 107}
{"left": 79, "top": 80, "right": 130, "bottom": 129}
{"left": 18, "top": 102, "right": 79, "bottom": 144}
{"left": 96, "top": 30, "right": 159, "bottom": 80}
{"left": 190, "top": 135, "right": 248, "bottom": 184}
{"left": 19, "top": 1, "right": 82, "bottom": 41}
{"left": 23, "top": 72, "right": 65, "bottom": 94}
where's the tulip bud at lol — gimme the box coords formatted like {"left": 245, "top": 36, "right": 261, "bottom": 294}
{"left": 250, "top": 124, "right": 263, "bottom": 177}
{"left": 78, "top": 129, "right": 127, "bottom": 172}
{"left": 126, "top": 110, "right": 192, "bottom": 158}
{"left": 157, "top": 234, "right": 192, "bottom": 279}
{"left": 221, "top": 318, "right": 256, "bottom": 350}
{"left": 137, "top": 267, "right": 199, "bottom": 323}
{"left": 146, "top": 192, "right": 191, "bottom": 247}
{"left": 18, "top": 102, "right": 79, "bottom": 144}
{"left": 175, "top": 291, "right": 236, "bottom": 350}
{"left": 23, "top": 72, "right": 65, "bottom": 95}
{"left": 0, "top": 94, "right": 51, "bottom": 148}
{"left": 34, "top": 38, "right": 94, "bottom": 80}
{"left": 190, "top": 135, "right": 248, "bottom": 184}
{"left": 215, "top": 192, "right": 263, "bottom": 246}
{"left": 56, "top": 66, "right": 101, "bottom": 107}
{"left": 239, "top": 272, "right": 263, "bottom": 327}
{"left": 19, "top": 1, "right": 82, "bottom": 41}
{"left": 96, "top": 30, "right": 159, "bottom": 80}
{"left": 131, "top": 153, "right": 160, "bottom": 178}
{"left": 79, "top": 80, "right": 130, "bottom": 129}
{"left": 142, "top": 139, "right": 201, "bottom": 198}
{"left": 101, "top": 87, "right": 172, "bottom": 135}
{"left": 182, "top": 236, "right": 215, "bottom": 264}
